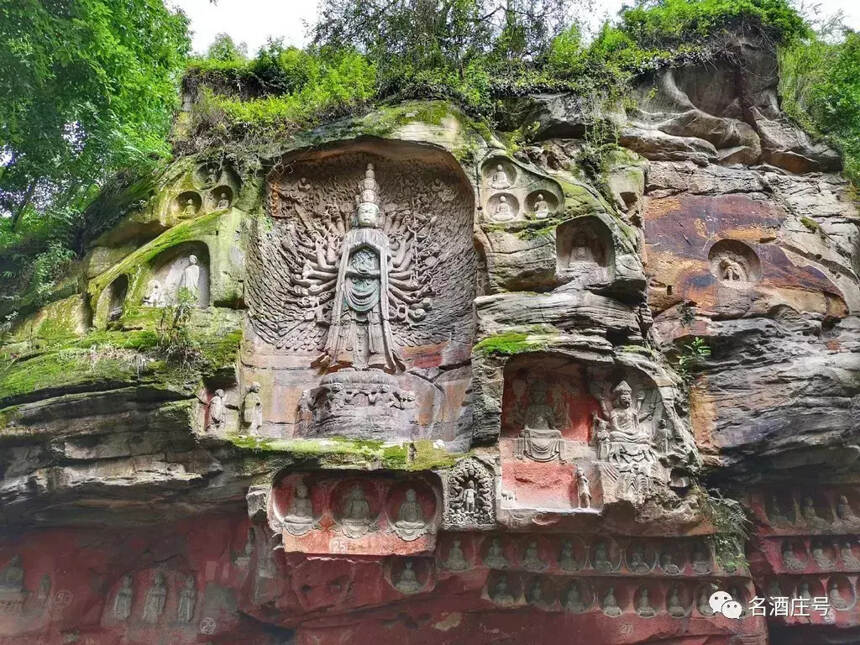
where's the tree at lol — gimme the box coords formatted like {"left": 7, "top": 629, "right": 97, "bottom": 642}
{"left": 205, "top": 33, "right": 248, "bottom": 62}
{"left": 311, "top": 0, "right": 576, "bottom": 81}
{"left": 0, "top": 0, "right": 190, "bottom": 230}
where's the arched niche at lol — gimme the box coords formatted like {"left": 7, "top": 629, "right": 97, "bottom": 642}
{"left": 556, "top": 216, "right": 613, "bottom": 284}
{"left": 208, "top": 185, "right": 233, "bottom": 211}
{"left": 147, "top": 242, "right": 210, "bottom": 308}
{"left": 101, "top": 275, "right": 129, "bottom": 324}
{"left": 708, "top": 239, "right": 761, "bottom": 284}
{"left": 174, "top": 191, "right": 201, "bottom": 219}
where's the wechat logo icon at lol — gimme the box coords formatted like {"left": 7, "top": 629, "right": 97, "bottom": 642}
{"left": 709, "top": 590, "right": 743, "bottom": 619}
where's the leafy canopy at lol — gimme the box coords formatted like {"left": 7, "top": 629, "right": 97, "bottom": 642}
{"left": 0, "top": 0, "right": 190, "bottom": 228}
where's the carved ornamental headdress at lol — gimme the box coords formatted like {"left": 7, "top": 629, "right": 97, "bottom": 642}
{"left": 612, "top": 380, "right": 632, "bottom": 395}
{"left": 353, "top": 163, "right": 381, "bottom": 229}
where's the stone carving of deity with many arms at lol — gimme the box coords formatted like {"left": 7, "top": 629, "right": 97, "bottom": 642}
{"left": 299, "top": 163, "right": 430, "bottom": 373}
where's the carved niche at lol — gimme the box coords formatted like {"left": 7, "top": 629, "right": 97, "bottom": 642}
{"left": 556, "top": 216, "right": 613, "bottom": 285}
{"left": 442, "top": 457, "right": 496, "bottom": 530}
{"left": 144, "top": 242, "right": 210, "bottom": 308}
{"left": 268, "top": 469, "right": 440, "bottom": 556}
{"left": 174, "top": 191, "right": 201, "bottom": 219}
{"left": 480, "top": 156, "right": 562, "bottom": 224}
{"left": 246, "top": 142, "right": 475, "bottom": 442}
{"left": 708, "top": 239, "right": 761, "bottom": 285}
{"left": 499, "top": 355, "right": 694, "bottom": 515}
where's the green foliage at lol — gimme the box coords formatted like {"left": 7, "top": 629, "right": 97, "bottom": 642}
{"left": 155, "top": 288, "right": 202, "bottom": 370}
{"left": 205, "top": 33, "right": 248, "bottom": 62}
{"left": 779, "top": 31, "right": 860, "bottom": 186}
{"left": 0, "top": 0, "right": 190, "bottom": 312}
{"left": 676, "top": 336, "right": 712, "bottom": 381}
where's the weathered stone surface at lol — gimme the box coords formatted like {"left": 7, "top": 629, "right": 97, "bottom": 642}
{"left": 0, "top": 42, "right": 857, "bottom": 644}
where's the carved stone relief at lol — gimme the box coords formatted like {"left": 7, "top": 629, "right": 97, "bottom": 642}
{"left": 555, "top": 216, "right": 612, "bottom": 286}
{"left": 708, "top": 239, "right": 761, "bottom": 284}
{"left": 146, "top": 244, "right": 210, "bottom": 308}
{"left": 268, "top": 470, "right": 440, "bottom": 555}
{"left": 443, "top": 458, "right": 496, "bottom": 530}
{"left": 480, "top": 156, "right": 562, "bottom": 224}
{"left": 246, "top": 143, "right": 475, "bottom": 442}
{"left": 175, "top": 191, "right": 201, "bottom": 219}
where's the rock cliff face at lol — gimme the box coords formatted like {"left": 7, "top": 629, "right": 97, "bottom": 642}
{"left": 0, "top": 39, "right": 857, "bottom": 645}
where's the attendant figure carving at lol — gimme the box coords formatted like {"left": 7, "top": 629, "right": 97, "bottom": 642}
{"left": 142, "top": 573, "right": 166, "bottom": 623}
{"left": 242, "top": 382, "right": 263, "bottom": 433}
{"left": 576, "top": 471, "right": 592, "bottom": 509}
{"left": 177, "top": 576, "right": 196, "bottom": 623}
{"left": 207, "top": 389, "right": 225, "bottom": 432}
{"left": 113, "top": 575, "right": 133, "bottom": 620}
{"left": 180, "top": 255, "right": 200, "bottom": 298}
{"left": 142, "top": 280, "right": 164, "bottom": 307}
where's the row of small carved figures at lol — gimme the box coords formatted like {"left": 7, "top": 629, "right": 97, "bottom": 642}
{"left": 481, "top": 574, "right": 753, "bottom": 618}
{"left": 764, "top": 493, "right": 860, "bottom": 527}
{"left": 108, "top": 572, "right": 198, "bottom": 625}
{"left": 174, "top": 188, "right": 231, "bottom": 217}
{"left": 779, "top": 537, "right": 860, "bottom": 571}
{"left": 436, "top": 536, "right": 723, "bottom": 576}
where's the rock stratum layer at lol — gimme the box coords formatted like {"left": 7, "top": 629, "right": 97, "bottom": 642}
{"left": 0, "top": 38, "right": 858, "bottom": 645}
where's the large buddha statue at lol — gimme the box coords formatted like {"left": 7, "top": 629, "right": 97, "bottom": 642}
{"left": 515, "top": 379, "right": 564, "bottom": 462}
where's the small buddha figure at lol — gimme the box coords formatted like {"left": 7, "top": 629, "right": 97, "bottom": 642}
{"left": 829, "top": 582, "right": 848, "bottom": 610}
{"left": 812, "top": 544, "right": 835, "bottom": 569}
{"left": 142, "top": 572, "right": 167, "bottom": 623}
{"left": 692, "top": 544, "right": 711, "bottom": 574}
{"left": 491, "top": 576, "right": 515, "bottom": 604}
{"left": 444, "top": 539, "right": 468, "bottom": 571}
{"left": 341, "top": 485, "right": 372, "bottom": 536}
{"left": 593, "top": 542, "right": 612, "bottom": 572}
{"left": 602, "top": 587, "right": 622, "bottom": 617}
{"left": 395, "top": 489, "right": 425, "bottom": 533}
{"left": 564, "top": 582, "right": 586, "bottom": 613}
{"left": 768, "top": 495, "right": 789, "bottom": 524}
{"left": 490, "top": 164, "right": 510, "bottom": 189}
{"left": 242, "top": 382, "right": 263, "bottom": 433}
{"left": 533, "top": 193, "right": 550, "bottom": 219}
{"left": 628, "top": 544, "right": 649, "bottom": 573}
{"left": 459, "top": 480, "right": 478, "bottom": 516}
{"left": 527, "top": 579, "right": 545, "bottom": 606}
{"left": 395, "top": 561, "right": 421, "bottom": 594}
{"left": 493, "top": 195, "right": 515, "bottom": 222}
{"left": 521, "top": 540, "right": 545, "bottom": 571}
{"left": 113, "top": 575, "right": 133, "bottom": 620}
{"left": 797, "top": 582, "right": 812, "bottom": 600}
{"left": 559, "top": 540, "right": 579, "bottom": 571}
{"left": 216, "top": 191, "right": 230, "bottom": 210}
{"left": 660, "top": 551, "right": 681, "bottom": 575}
{"left": 719, "top": 257, "right": 745, "bottom": 282}
{"left": 182, "top": 197, "right": 196, "bottom": 217}
{"left": 698, "top": 588, "right": 714, "bottom": 616}
{"left": 0, "top": 555, "right": 23, "bottom": 591}
{"left": 177, "top": 576, "right": 196, "bottom": 623}
{"left": 576, "top": 471, "right": 592, "bottom": 509}
{"left": 179, "top": 255, "right": 201, "bottom": 299}
{"left": 570, "top": 234, "right": 596, "bottom": 263}
{"left": 837, "top": 495, "right": 857, "bottom": 522}
{"left": 667, "top": 587, "right": 686, "bottom": 617}
{"left": 484, "top": 538, "right": 508, "bottom": 569}
{"left": 782, "top": 543, "right": 805, "bottom": 571}
{"left": 841, "top": 542, "right": 860, "bottom": 568}
{"left": 37, "top": 574, "right": 51, "bottom": 606}
{"left": 802, "top": 496, "right": 824, "bottom": 526}
{"left": 636, "top": 588, "right": 656, "bottom": 617}
{"left": 283, "top": 482, "right": 314, "bottom": 536}
{"left": 207, "top": 389, "right": 225, "bottom": 432}
{"left": 142, "top": 279, "right": 163, "bottom": 307}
